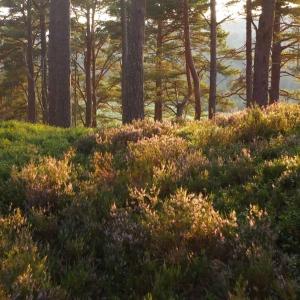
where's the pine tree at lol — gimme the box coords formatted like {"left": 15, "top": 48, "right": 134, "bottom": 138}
{"left": 182, "top": 0, "right": 201, "bottom": 120}
{"left": 208, "top": 0, "right": 217, "bottom": 119}
{"left": 122, "top": 0, "right": 146, "bottom": 123}
{"left": 270, "top": 0, "right": 300, "bottom": 104}
{"left": 48, "top": 0, "right": 71, "bottom": 127}
{"left": 253, "top": 0, "right": 276, "bottom": 106}
{"left": 246, "top": 0, "right": 253, "bottom": 107}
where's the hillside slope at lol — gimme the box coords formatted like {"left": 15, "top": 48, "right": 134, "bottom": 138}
{"left": 0, "top": 104, "right": 299, "bottom": 299}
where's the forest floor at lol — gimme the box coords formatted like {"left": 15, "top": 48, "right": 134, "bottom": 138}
{"left": 0, "top": 104, "right": 299, "bottom": 299}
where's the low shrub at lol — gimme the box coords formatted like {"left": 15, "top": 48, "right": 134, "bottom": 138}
{"left": 0, "top": 209, "right": 64, "bottom": 299}
{"left": 96, "top": 119, "right": 175, "bottom": 152}
{"left": 12, "top": 151, "right": 76, "bottom": 212}
{"left": 0, "top": 104, "right": 299, "bottom": 298}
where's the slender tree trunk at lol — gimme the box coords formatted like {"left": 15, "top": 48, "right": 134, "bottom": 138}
{"left": 186, "top": 63, "right": 193, "bottom": 98}
{"left": 121, "top": 0, "right": 129, "bottom": 123}
{"left": 123, "top": 0, "right": 146, "bottom": 124}
{"left": 48, "top": 0, "right": 56, "bottom": 125}
{"left": 73, "top": 53, "right": 78, "bottom": 127}
{"left": 270, "top": 2, "right": 281, "bottom": 104}
{"left": 92, "top": 6, "right": 97, "bottom": 128}
{"left": 253, "top": 0, "right": 276, "bottom": 107}
{"left": 246, "top": 0, "right": 253, "bottom": 107}
{"left": 155, "top": 19, "right": 163, "bottom": 122}
{"left": 48, "top": 0, "right": 71, "bottom": 128}
{"left": 85, "top": 7, "right": 92, "bottom": 127}
{"left": 182, "top": 0, "right": 201, "bottom": 120}
{"left": 177, "top": 63, "right": 192, "bottom": 119}
{"left": 40, "top": 1, "right": 48, "bottom": 123}
{"left": 209, "top": 0, "right": 217, "bottom": 119}
{"left": 26, "top": 0, "right": 36, "bottom": 123}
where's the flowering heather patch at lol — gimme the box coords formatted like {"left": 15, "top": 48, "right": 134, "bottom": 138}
{"left": 0, "top": 104, "right": 299, "bottom": 299}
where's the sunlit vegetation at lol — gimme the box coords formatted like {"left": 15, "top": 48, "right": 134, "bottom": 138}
{"left": 0, "top": 103, "right": 299, "bottom": 298}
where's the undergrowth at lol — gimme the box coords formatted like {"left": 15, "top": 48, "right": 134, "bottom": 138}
{"left": 0, "top": 104, "right": 299, "bottom": 299}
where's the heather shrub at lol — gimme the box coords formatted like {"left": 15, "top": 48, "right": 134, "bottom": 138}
{"left": 179, "top": 104, "right": 300, "bottom": 151}
{"left": 96, "top": 120, "right": 175, "bottom": 152}
{"left": 141, "top": 189, "right": 237, "bottom": 263}
{"left": 88, "top": 152, "right": 117, "bottom": 190}
{"left": 102, "top": 203, "right": 147, "bottom": 287}
{"left": 75, "top": 134, "right": 97, "bottom": 155}
{"left": 265, "top": 155, "right": 300, "bottom": 253}
{"left": 178, "top": 120, "right": 235, "bottom": 150}
{"left": 101, "top": 188, "right": 238, "bottom": 298}
{"left": 78, "top": 152, "right": 113, "bottom": 194}
{"left": 0, "top": 104, "right": 298, "bottom": 299}
{"left": 233, "top": 205, "right": 298, "bottom": 299}
{"left": 12, "top": 151, "right": 75, "bottom": 212}
{"left": 128, "top": 135, "right": 188, "bottom": 188}
{"left": 0, "top": 209, "right": 64, "bottom": 299}
{"left": 254, "top": 133, "right": 299, "bottom": 160}
{"left": 233, "top": 104, "right": 300, "bottom": 142}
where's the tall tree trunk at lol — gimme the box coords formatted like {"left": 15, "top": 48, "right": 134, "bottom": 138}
{"left": 73, "top": 54, "right": 78, "bottom": 127}
{"left": 121, "top": 0, "right": 128, "bottom": 123}
{"left": 177, "top": 63, "right": 192, "bottom": 119}
{"left": 26, "top": 0, "right": 36, "bottom": 123}
{"left": 123, "top": 0, "right": 146, "bottom": 124}
{"left": 186, "top": 63, "right": 193, "bottom": 99}
{"left": 209, "top": 0, "right": 217, "bottom": 119}
{"left": 48, "top": 0, "right": 71, "bottom": 128}
{"left": 92, "top": 6, "right": 97, "bottom": 128}
{"left": 246, "top": 0, "right": 253, "bottom": 107}
{"left": 182, "top": 0, "right": 201, "bottom": 120}
{"left": 155, "top": 19, "right": 163, "bottom": 122}
{"left": 253, "top": 0, "right": 276, "bottom": 107}
{"left": 85, "top": 7, "right": 92, "bottom": 127}
{"left": 270, "top": 1, "right": 281, "bottom": 104}
{"left": 48, "top": 0, "right": 56, "bottom": 126}
{"left": 40, "top": 1, "right": 48, "bottom": 123}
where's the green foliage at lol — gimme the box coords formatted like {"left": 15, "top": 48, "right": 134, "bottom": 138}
{"left": 0, "top": 121, "right": 89, "bottom": 213}
{"left": 0, "top": 209, "right": 64, "bottom": 299}
{"left": 0, "top": 121, "right": 89, "bottom": 179}
{"left": 0, "top": 104, "right": 299, "bottom": 299}
{"left": 12, "top": 151, "right": 76, "bottom": 212}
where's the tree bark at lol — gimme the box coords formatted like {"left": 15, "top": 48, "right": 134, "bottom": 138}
{"left": 48, "top": 0, "right": 71, "bottom": 128}
{"left": 209, "top": 0, "right": 217, "bottom": 119}
{"left": 155, "top": 19, "right": 163, "bottom": 122}
{"left": 182, "top": 0, "right": 201, "bottom": 120}
{"left": 246, "top": 0, "right": 253, "bottom": 107}
{"left": 270, "top": 1, "right": 281, "bottom": 104}
{"left": 39, "top": 1, "right": 48, "bottom": 123}
{"left": 176, "top": 63, "right": 192, "bottom": 119}
{"left": 73, "top": 53, "right": 78, "bottom": 127}
{"left": 123, "top": 0, "right": 146, "bottom": 124}
{"left": 253, "top": 0, "right": 276, "bottom": 107}
{"left": 121, "top": 0, "right": 128, "bottom": 123}
{"left": 48, "top": 0, "right": 56, "bottom": 126}
{"left": 85, "top": 7, "right": 92, "bottom": 127}
{"left": 26, "top": 0, "right": 36, "bottom": 123}
{"left": 92, "top": 6, "right": 97, "bottom": 128}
